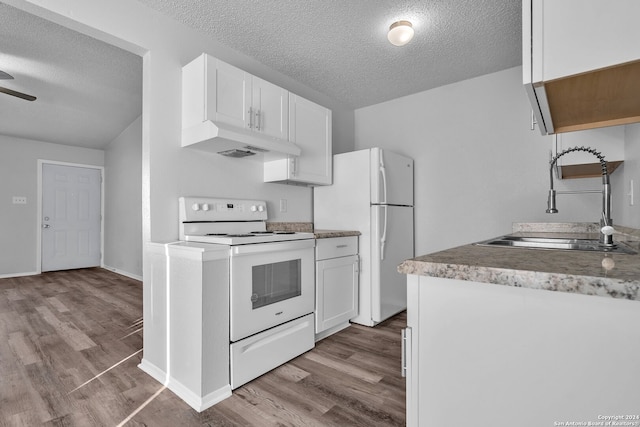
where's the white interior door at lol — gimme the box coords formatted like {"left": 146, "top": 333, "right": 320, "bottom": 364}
{"left": 41, "top": 163, "right": 102, "bottom": 272}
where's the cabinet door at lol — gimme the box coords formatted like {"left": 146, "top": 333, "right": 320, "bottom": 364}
{"left": 538, "top": 0, "right": 640, "bottom": 82}
{"left": 207, "top": 58, "right": 251, "bottom": 130}
{"left": 252, "top": 77, "right": 288, "bottom": 141}
{"left": 288, "top": 94, "right": 332, "bottom": 185}
{"left": 315, "top": 255, "right": 359, "bottom": 333}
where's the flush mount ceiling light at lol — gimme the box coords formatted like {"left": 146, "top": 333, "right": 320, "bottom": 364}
{"left": 387, "top": 20, "right": 414, "bottom": 46}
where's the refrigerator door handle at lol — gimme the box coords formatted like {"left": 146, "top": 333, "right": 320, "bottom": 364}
{"left": 379, "top": 155, "right": 388, "bottom": 204}
{"left": 380, "top": 205, "right": 388, "bottom": 260}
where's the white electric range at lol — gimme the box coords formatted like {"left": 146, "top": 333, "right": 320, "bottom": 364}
{"left": 178, "top": 196, "right": 316, "bottom": 389}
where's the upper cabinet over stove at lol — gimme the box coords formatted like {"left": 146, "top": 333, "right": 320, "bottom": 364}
{"left": 523, "top": 0, "right": 640, "bottom": 135}
{"left": 182, "top": 54, "right": 297, "bottom": 159}
{"left": 182, "top": 53, "right": 332, "bottom": 186}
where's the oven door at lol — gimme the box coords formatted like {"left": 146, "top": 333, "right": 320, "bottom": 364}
{"left": 230, "top": 238, "right": 315, "bottom": 342}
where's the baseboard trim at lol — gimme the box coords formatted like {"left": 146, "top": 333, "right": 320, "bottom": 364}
{"left": 138, "top": 359, "right": 167, "bottom": 384}
{"left": 167, "top": 376, "right": 232, "bottom": 412}
{"left": 0, "top": 271, "right": 39, "bottom": 279}
{"left": 102, "top": 265, "right": 142, "bottom": 282}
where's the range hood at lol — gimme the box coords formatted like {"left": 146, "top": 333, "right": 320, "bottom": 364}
{"left": 182, "top": 120, "right": 301, "bottom": 160}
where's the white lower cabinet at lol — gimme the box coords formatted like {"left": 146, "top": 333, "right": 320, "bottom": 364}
{"left": 404, "top": 274, "right": 640, "bottom": 427}
{"left": 315, "top": 236, "right": 359, "bottom": 340}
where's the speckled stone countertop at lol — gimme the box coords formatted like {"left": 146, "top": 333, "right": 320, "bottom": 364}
{"left": 398, "top": 223, "right": 640, "bottom": 302}
{"left": 313, "top": 229, "right": 361, "bottom": 239}
{"left": 267, "top": 222, "right": 313, "bottom": 232}
{"left": 266, "top": 222, "right": 360, "bottom": 239}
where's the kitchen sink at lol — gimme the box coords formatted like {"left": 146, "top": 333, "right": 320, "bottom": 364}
{"left": 475, "top": 235, "right": 637, "bottom": 255}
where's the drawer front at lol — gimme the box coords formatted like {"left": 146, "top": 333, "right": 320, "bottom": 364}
{"left": 316, "top": 236, "right": 358, "bottom": 260}
{"left": 230, "top": 313, "right": 314, "bottom": 389}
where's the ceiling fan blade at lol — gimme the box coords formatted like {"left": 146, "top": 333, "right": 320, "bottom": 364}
{"left": 0, "top": 86, "right": 37, "bottom": 101}
{"left": 0, "top": 70, "right": 14, "bottom": 80}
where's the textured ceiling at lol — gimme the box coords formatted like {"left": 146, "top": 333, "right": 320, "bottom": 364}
{"left": 0, "top": 0, "right": 521, "bottom": 150}
{"left": 0, "top": 2, "right": 142, "bottom": 149}
{"left": 136, "top": 0, "right": 522, "bottom": 108}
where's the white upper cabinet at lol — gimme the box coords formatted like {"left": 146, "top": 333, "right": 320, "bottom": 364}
{"left": 182, "top": 54, "right": 299, "bottom": 159}
{"left": 251, "top": 76, "right": 289, "bottom": 141}
{"left": 205, "top": 59, "right": 251, "bottom": 130}
{"left": 523, "top": 0, "right": 640, "bottom": 134}
{"left": 264, "top": 94, "right": 332, "bottom": 186}
{"left": 210, "top": 61, "right": 289, "bottom": 140}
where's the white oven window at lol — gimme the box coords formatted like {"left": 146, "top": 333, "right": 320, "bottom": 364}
{"left": 252, "top": 259, "right": 301, "bottom": 309}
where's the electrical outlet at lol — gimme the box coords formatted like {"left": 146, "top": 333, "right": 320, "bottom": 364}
{"left": 279, "top": 199, "right": 287, "bottom": 212}
{"left": 12, "top": 196, "right": 27, "bottom": 204}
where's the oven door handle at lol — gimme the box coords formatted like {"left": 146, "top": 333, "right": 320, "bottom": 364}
{"left": 231, "top": 238, "right": 315, "bottom": 255}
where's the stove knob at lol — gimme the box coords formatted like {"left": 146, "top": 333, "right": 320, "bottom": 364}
{"left": 201, "top": 203, "right": 210, "bottom": 211}
{"left": 192, "top": 203, "right": 200, "bottom": 211}
{"left": 250, "top": 205, "right": 258, "bottom": 212}
{"left": 257, "top": 205, "right": 265, "bottom": 212}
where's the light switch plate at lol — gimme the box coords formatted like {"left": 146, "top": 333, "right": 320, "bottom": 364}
{"left": 12, "top": 196, "right": 27, "bottom": 204}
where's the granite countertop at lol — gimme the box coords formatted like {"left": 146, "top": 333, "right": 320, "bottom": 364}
{"left": 266, "top": 222, "right": 360, "bottom": 239}
{"left": 313, "top": 229, "right": 361, "bottom": 239}
{"left": 398, "top": 223, "right": 640, "bottom": 301}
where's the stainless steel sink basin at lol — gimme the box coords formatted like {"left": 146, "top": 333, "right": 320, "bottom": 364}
{"left": 476, "top": 235, "right": 637, "bottom": 254}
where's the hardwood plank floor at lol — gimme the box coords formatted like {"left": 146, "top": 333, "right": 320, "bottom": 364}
{"left": 0, "top": 268, "right": 406, "bottom": 426}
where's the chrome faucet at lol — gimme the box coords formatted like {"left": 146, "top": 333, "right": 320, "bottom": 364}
{"left": 546, "top": 146, "right": 614, "bottom": 246}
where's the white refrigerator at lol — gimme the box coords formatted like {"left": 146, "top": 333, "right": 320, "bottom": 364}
{"left": 314, "top": 147, "right": 414, "bottom": 326}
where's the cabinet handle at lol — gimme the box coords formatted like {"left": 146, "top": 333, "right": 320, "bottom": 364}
{"left": 255, "top": 109, "right": 261, "bottom": 131}
{"left": 248, "top": 107, "right": 253, "bottom": 129}
{"left": 530, "top": 109, "right": 537, "bottom": 131}
{"left": 336, "top": 244, "right": 348, "bottom": 248}
{"left": 401, "top": 327, "right": 411, "bottom": 378}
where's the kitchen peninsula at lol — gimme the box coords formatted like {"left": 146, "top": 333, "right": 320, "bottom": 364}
{"left": 398, "top": 223, "right": 640, "bottom": 427}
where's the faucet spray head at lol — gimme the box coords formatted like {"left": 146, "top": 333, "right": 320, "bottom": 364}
{"left": 546, "top": 189, "right": 558, "bottom": 213}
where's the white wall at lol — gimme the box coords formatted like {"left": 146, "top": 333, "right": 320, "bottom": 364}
{"left": 355, "top": 66, "right": 631, "bottom": 256}
{"left": 0, "top": 135, "right": 104, "bottom": 276}
{"left": 104, "top": 116, "right": 143, "bottom": 279}
{"left": 619, "top": 123, "right": 640, "bottom": 228}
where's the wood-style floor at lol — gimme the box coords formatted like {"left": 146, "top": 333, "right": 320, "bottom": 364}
{"left": 0, "top": 268, "right": 406, "bottom": 426}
